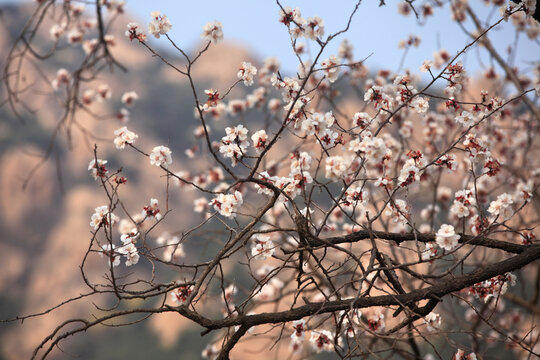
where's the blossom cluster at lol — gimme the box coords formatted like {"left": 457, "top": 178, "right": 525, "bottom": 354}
{"left": 453, "top": 349, "right": 478, "bottom": 360}
{"left": 170, "top": 285, "right": 193, "bottom": 305}
{"left": 237, "top": 62, "right": 257, "bottom": 86}
{"left": 278, "top": 7, "right": 325, "bottom": 41}
{"left": 117, "top": 229, "right": 140, "bottom": 266}
{"left": 90, "top": 205, "right": 119, "bottom": 230}
{"left": 148, "top": 11, "right": 172, "bottom": 38}
{"left": 250, "top": 234, "right": 275, "bottom": 260}
{"left": 88, "top": 159, "right": 109, "bottom": 180}
{"left": 142, "top": 198, "right": 162, "bottom": 221}
{"left": 435, "top": 224, "right": 460, "bottom": 251}
{"left": 487, "top": 193, "right": 514, "bottom": 221}
{"left": 149, "top": 145, "right": 172, "bottom": 168}
{"left": 466, "top": 273, "right": 517, "bottom": 302}
{"left": 201, "top": 21, "right": 223, "bottom": 43}
{"left": 125, "top": 22, "right": 146, "bottom": 42}
{"left": 219, "top": 125, "right": 249, "bottom": 166}
{"left": 449, "top": 189, "right": 476, "bottom": 220}
{"left": 209, "top": 191, "right": 243, "bottom": 218}
{"left": 113, "top": 126, "right": 138, "bottom": 149}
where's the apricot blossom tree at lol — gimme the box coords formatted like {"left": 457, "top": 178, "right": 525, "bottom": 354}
{"left": 2, "top": 1, "right": 540, "bottom": 359}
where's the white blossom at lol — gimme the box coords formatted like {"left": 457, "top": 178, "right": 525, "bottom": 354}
{"left": 251, "top": 235, "right": 275, "bottom": 260}
{"left": 170, "top": 285, "right": 193, "bottom": 305}
{"left": 321, "top": 55, "right": 340, "bottom": 83}
{"left": 125, "top": 22, "right": 146, "bottom": 42}
{"left": 455, "top": 111, "right": 476, "bottom": 127}
{"left": 99, "top": 244, "right": 120, "bottom": 267}
{"left": 237, "top": 62, "right": 257, "bottom": 86}
{"left": 303, "top": 16, "right": 324, "bottom": 40}
{"left": 424, "top": 312, "right": 441, "bottom": 331}
{"left": 88, "top": 159, "right": 108, "bottom": 180}
{"left": 121, "top": 91, "right": 139, "bottom": 107}
{"left": 309, "top": 330, "right": 337, "bottom": 353}
{"left": 420, "top": 60, "right": 433, "bottom": 72}
{"left": 118, "top": 242, "right": 139, "bottom": 266}
{"left": 113, "top": 126, "right": 138, "bottom": 149}
{"left": 435, "top": 224, "right": 460, "bottom": 251}
{"left": 201, "top": 21, "right": 223, "bottom": 43}
{"left": 325, "top": 156, "right": 350, "bottom": 180}
{"left": 251, "top": 130, "right": 268, "bottom": 153}
{"left": 149, "top": 146, "right": 172, "bottom": 167}
{"left": 413, "top": 96, "right": 429, "bottom": 113}
{"left": 488, "top": 193, "right": 514, "bottom": 220}
{"left": 148, "top": 11, "right": 172, "bottom": 38}
{"left": 209, "top": 191, "right": 243, "bottom": 218}
{"left": 90, "top": 205, "right": 119, "bottom": 230}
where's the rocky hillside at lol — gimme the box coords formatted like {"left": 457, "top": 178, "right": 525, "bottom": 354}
{"left": 0, "top": 3, "right": 261, "bottom": 359}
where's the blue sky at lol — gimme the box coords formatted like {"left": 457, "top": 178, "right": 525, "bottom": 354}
{"left": 127, "top": 0, "right": 539, "bottom": 76}
{"left": 2, "top": 0, "right": 539, "bottom": 76}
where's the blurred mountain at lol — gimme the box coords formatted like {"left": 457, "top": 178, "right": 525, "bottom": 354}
{"left": 0, "top": 3, "right": 259, "bottom": 359}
